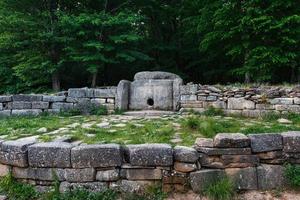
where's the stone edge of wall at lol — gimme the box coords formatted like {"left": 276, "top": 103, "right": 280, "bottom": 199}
{"left": 0, "top": 132, "right": 299, "bottom": 194}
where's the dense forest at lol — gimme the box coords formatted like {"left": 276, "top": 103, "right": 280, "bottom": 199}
{"left": 0, "top": 0, "right": 299, "bottom": 93}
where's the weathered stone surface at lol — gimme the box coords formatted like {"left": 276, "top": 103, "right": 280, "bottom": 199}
{"left": 0, "top": 140, "right": 35, "bottom": 167}
{"left": 43, "top": 95, "right": 66, "bottom": 102}
{"left": 227, "top": 98, "right": 255, "bottom": 110}
{"left": 190, "top": 169, "right": 226, "bottom": 193}
{"left": 180, "top": 85, "right": 198, "bottom": 95}
{"left": 65, "top": 168, "right": 95, "bottom": 182}
{"left": 173, "top": 79, "right": 183, "bottom": 111}
{"left": 12, "top": 167, "right": 65, "bottom": 181}
{"left": 0, "top": 110, "right": 11, "bottom": 117}
{"left": 0, "top": 164, "right": 10, "bottom": 177}
{"left": 52, "top": 102, "right": 74, "bottom": 110}
{"left": 11, "top": 109, "right": 42, "bottom": 116}
{"left": 94, "top": 88, "right": 116, "bottom": 98}
{"left": 213, "top": 133, "right": 250, "bottom": 148}
{"left": 96, "top": 169, "right": 120, "bottom": 181}
{"left": 12, "top": 95, "right": 42, "bottom": 102}
{"left": 224, "top": 109, "right": 242, "bottom": 116}
{"left": 257, "top": 164, "right": 287, "bottom": 190}
{"left": 174, "top": 146, "right": 199, "bottom": 163}
{"left": 270, "top": 98, "right": 293, "bottom": 105}
{"left": 221, "top": 155, "right": 259, "bottom": 168}
{"left": 28, "top": 142, "right": 72, "bottom": 168}
{"left": 134, "top": 71, "right": 181, "bottom": 80}
{"left": 282, "top": 131, "right": 300, "bottom": 153}
{"left": 195, "top": 147, "right": 251, "bottom": 155}
{"left": 199, "top": 154, "right": 224, "bottom": 168}
{"left": 122, "top": 168, "right": 162, "bottom": 180}
{"left": 242, "top": 110, "right": 265, "bottom": 118}
{"left": 32, "top": 101, "right": 49, "bottom": 109}
{"left": 249, "top": 134, "right": 283, "bottom": 153}
{"left": 174, "top": 162, "right": 197, "bottom": 173}
{"left": 225, "top": 167, "right": 257, "bottom": 190}
{"left": 91, "top": 98, "right": 106, "bottom": 105}
{"left": 194, "top": 138, "right": 213, "bottom": 148}
{"left": 0, "top": 96, "right": 12, "bottom": 102}
{"left": 126, "top": 144, "right": 173, "bottom": 166}
{"left": 68, "top": 88, "right": 88, "bottom": 98}
{"left": 60, "top": 182, "right": 107, "bottom": 193}
{"left": 256, "top": 104, "right": 275, "bottom": 110}
{"left": 71, "top": 144, "right": 122, "bottom": 168}
{"left": 12, "top": 102, "right": 31, "bottom": 109}
{"left": 180, "top": 95, "right": 197, "bottom": 101}
{"left": 257, "top": 151, "right": 283, "bottom": 160}
{"left": 111, "top": 180, "right": 156, "bottom": 194}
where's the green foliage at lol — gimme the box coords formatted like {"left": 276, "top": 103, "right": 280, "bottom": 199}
{"left": 182, "top": 116, "right": 200, "bottom": 130}
{"left": 203, "top": 107, "right": 224, "bottom": 116}
{"left": 47, "top": 189, "right": 117, "bottom": 200}
{"left": 204, "top": 178, "right": 235, "bottom": 200}
{"left": 284, "top": 163, "right": 300, "bottom": 187}
{"left": 123, "top": 185, "right": 166, "bottom": 200}
{"left": 90, "top": 105, "right": 108, "bottom": 116}
{"left": 114, "top": 108, "right": 125, "bottom": 115}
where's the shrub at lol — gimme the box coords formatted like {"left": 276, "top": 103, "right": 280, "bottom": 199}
{"left": 114, "top": 108, "right": 125, "bottom": 115}
{"left": 60, "top": 108, "right": 81, "bottom": 116}
{"left": 182, "top": 116, "right": 200, "bottom": 130}
{"left": 203, "top": 106, "right": 224, "bottom": 116}
{"left": 90, "top": 105, "right": 108, "bottom": 115}
{"left": 284, "top": 163, "right": 300, "bottom": 187}
{"left": 204, "top": 178, "right": 235, "bottom": 200}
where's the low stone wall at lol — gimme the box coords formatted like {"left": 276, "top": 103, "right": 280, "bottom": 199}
{"left": 180, "top": 84, "right": 300, "bottom": 117}
{"left": 0, "top": 87, "right": 116, "bottom": 117}
{"left": 0, "top": 132, "right": 299, "bottom": 193}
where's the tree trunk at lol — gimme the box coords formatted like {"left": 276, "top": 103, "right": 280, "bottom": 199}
{"left": 52, "top": 72, "right": 60, "bottom": 91}
{"left": 91, "top": 72, "right": 98, "bottom": 88}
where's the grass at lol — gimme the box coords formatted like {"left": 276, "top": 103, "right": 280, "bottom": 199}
{"left": 203, "top": 178, "right": 235, "bottom": 200}
{"left": 284, "top": 163, "right": 300, "bottom": 188}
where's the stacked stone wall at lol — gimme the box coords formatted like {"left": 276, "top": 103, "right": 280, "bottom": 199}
{"left": 180, "top": 84, "right": 300, "bottom": 117}
{"left": 0, "top": 87, "right": 116, "bottom": 117}
{"left": 0, "top": 132, "right": 299, "bottom": 193}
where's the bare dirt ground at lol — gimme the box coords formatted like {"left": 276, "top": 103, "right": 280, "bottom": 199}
{"left": 167, "top": 190, "right": 300, "bottom": 200}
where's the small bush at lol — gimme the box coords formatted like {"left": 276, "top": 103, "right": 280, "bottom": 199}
{"left": 204, "top": 178, "right": 235, "bottom": 200}
{"left": 182, "top": 116, "right": 200, "bottom": 130}
{"left": 203, "top": 107, "right": 224, "bottom": 116}
{"left": 284, "top": 163, "right": 300, "bottom": 187}
{"left": 114, "top": 108, "right": 125, "bottom": 115}
{"left": 90, "top": 105, "right": 108, "bottom": 115}
{"left": 60, "top": 108, "right": 81, "bottom": 116}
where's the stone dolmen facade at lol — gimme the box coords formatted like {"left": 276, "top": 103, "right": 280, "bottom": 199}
{"left": 1, "top": 71, "right": 300, "bottom": 117}
{"left": 0, "top": 132, "right": 299, "bottom": 193}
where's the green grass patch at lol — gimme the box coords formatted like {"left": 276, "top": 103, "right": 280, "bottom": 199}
{"left": 204, "top": 178, "right": 235, "bottom": 200}
{"left": 284, "top": 163, "right": 300, "bottom": 187}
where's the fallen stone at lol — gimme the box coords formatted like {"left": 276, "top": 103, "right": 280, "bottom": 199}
{"left": 282, "top": 131, "right": 300, "bottom": 153}
{"left": 277, "top": 118, "right": 292, "bottom": 124}
{"left": 174, "top": 146, "right": 199, "bottom": 163}
{"left": 213, "top": 133, "right": 250, "bottom": 148}
{"left": 225, "top": 167, "right": 257, "bottom": 190}
{"left": 257, "top": 164, "right": 287, "bottom": 190}
{"left": 37, "top": 127, "right": 47, "bottom": 133}
{"left": 71, "top": 144, "right": 122, "bottom": 168}
{"left": 249, "top": 134, "right": 283, "bottom": 153}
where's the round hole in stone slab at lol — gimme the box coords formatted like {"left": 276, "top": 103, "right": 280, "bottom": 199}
{"left": 147, "top": 98, "right": 154, "bottom": 106}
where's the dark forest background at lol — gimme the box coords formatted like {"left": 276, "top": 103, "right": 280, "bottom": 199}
{"left": 0, "top": 0, "right": 299, "bottom": 93}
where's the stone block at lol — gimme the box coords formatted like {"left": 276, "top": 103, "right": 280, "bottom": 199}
{"left": 227, "top": 98, "right": 255, "bottom": 110}
{"left": 111, "top": 180, "right": 156, "bottom": 194}
{"left": 28, "top": 142, "right": 72, "bottom": 168}
{"left": 180, "top": 85, "right": 198, "bottom": 95}
{"left": 51, "top": 102, "right": 74, "bottom": 110}
{"left": 96, "top": 169, "right": 120, "bottom": 181}
{"left": 294, "top": 97, "right": 300, "bottom": 105}
{"left": 194, "top": 138, "right": 213, "bottom": 148}
{"left": 60, "top": 182, "right": 107, "bottom": 193}
{"left": 225, "top": 167, "right": 257, "bottom": 190}
{"left": 0, "top": 164, "right": 10, "bottom": 177}
{"left": 174, "top": 146, "right": 199, "bottom": 163}
{"left": 221, "top": 155, "right": 259, "bottom": 168}
{"left": 199, "top": 154, "right": 224, "bottom": 168}
{"left": 249, "top": 134, "right": 283, "bottom": 153}
{"left": 11, "top": 109, "right": 42, "bottom": 116}
{"left": 71, "top": 144, "right": 122, "bottom": 168}
{"left": 32, "top": 101, "right": 49, "bottom": 109}
{"left": 173, "top": 78, "right": 183, "bottom": 111}
{"left": 12, "top": 102, "right": 31, "bottom": 109}
{"left": 270, "top": 98, "right": 293, "bottom": 105}
{"left": 242, "top": 110, "right": 264, "bottom": 118}
{"left": 116, "top": 80, "right": 131, "bottom": 110}
{"left": 0, "top": 140, "right": 35, "bottom": 167}
{"left": 190, "top": 169, "right": 226, "bottom": 193}
{"left": 257, "top": 164, "right": 287, "bottom": 190}
{"left": 224, "top": 109, "right": 242, "bottom": 116}
{"left": 256, "top": 104, "right": 275, "bottom": 110}
{"left": 68, "top": 88, "right": 88, "bottom": 98}
{"left": 94, "top": 88, "right": 116, "bottom": 98}
{"left": 174, "top": 162, "right": 197, "bottom": 173}
{"left": 65, "top": 168, "right": 95, "bottom": 182}
{"left": 282, "top": 131, "right": 300, "bottom": 153}
{"left": 43, "top": 95, "right": 66, "bottom": 102}
{"left": 213, "top": 133, "right": 250, "bottom": 148}
{"left": 195, "top": 147, "right": 251, "bottom": 155}
{"left": 91, "top": 98, "right": 106, "bottom": 106}
{"left": 122, "top": 168, "right": 162, "bottom": 180}
{"left": 12, "top": 95, "right": 42, "bottom": 102}
{"left": 257, "top": 151, "right": 283, "bottom": 160}
{"left": 12, "top": 167, "right": 65, "bottom": 181}
{"left": 0, "top": 111, "right": 11, "bottom": 117}
{"left": 180, "top": 95, "right": 197, "bottom": 101}
{"left": 126, "top": 144, "right": 173, "bottom": 166}
{"left": 0, "top": 96, "right": 12, "bottom": 102}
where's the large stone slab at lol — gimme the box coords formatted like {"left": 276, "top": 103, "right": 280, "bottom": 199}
{"left": 180, "top": 85, "right": 198, "bottom": 95}
{"left": 190, "top": 169, "right": 226, "bottom": 193}
{"left": 270, "top": 98, "right": 293, "bottom": 105}
{"left": 12, "top": 167, "right": 65, "bottom": 181}
{"left": 51, "top": 102, "right": 74, "bottom": 110}
{"left": 249, "top": 134, "right": 283, "bottom": 153}
{"left": 126, "top": 144, "right": 173, "bottom": 166}
{"left": 65, "top": 168, "right": 95, "bottom": 182}
{"left": 68, "top": 88, "right": 89, "bottom": 98}
{"left": 213, "top": 133, "right": 250, "bottom": 148}
{"left": 71, "top": 144, "right": 122, "bottom": 168}
{"left": 11, "top": 102, "right": 31, "bottom": 109}
{"left": 42, "top": 95, "right": 66, "bottom": 102}
{"left": 116, "top": 80, "right": 131, "bottom": 110}
{"left": 225, "top": 167, "right": 257, "bottom": 190}
{"left": 12, "top": 95, "right": 42, "bottom": 102}
{"left": 0, "top": 140, "right": 35, "bottom": 167}
{"left": 257, "top": 164, "right": 287, "bottom": 190}
{"left": 221, "top": 155, "right": 259, "bottom": 168}
{"left": 11, "top": 109, "right": 42, "bottom": 116}
{"left": 121, "top": 169, "right": 162, "bottom": 180}
{"left": 94, "top": 88, "right": 116, "bottom": 98}
{"left": 59, "top": 182, "right": 107, "bottom": 193}
{"left": 28, "top": 142, "right": 72, "bottom": 168}
{"left": 227, "top": 98, "right": 255, "bottom": 110}
{"left": 31, "top": 102, "right": 49, "bottom": 109}
{"left": 174, "top": 146, "right": 199, "bottom": 163}
{"left": 134, "top": 71, "right": 181, "bottom": 80}
{"left": 282, "top": 131, "right": 300, "bottom": 153}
